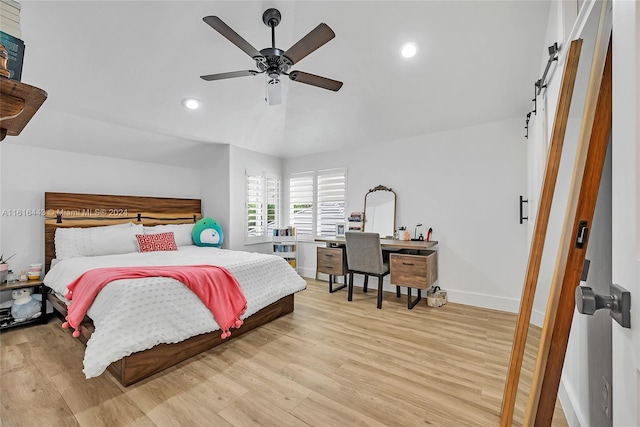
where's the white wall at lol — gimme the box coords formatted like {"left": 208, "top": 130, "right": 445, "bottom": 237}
{"left": 610, "top": 1, "right": 640, "bottom": 425}
{"left": 228, "top": 145, "right": 282, "bottom": 252}
{"left": 285, "top": 117, "right": 529, "bottom": 313}
{"left": 0, "top": 143, "right": 202, "bottom": 276}
{"left": 0, "top": 138, "right": 284, "bottom": 266}
{"left": 200, "top": 144, "right": 231, "bottom": 248}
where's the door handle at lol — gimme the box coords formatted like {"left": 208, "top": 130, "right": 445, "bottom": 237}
{"left": 575, "top": 283, "right": 631, "bottom": 328}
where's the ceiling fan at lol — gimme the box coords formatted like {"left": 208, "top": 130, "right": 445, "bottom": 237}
{"left": 200, "top": 8, "right": 343, "bottom": 105}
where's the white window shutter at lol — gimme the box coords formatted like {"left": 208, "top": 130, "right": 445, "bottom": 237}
{"left": 246, "top": 171, "right": 264, "bottom": 241}
{"left": 289, "top": 173, "right": 315, "bottom": 240}
{"left": 265, "top": 173, "right": 280, "bottom": 237}
{"left": 317, "top": 169, "right": 346, "bottom": 237}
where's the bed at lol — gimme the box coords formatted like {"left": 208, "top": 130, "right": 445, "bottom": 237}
{"left": 43, "top": 192, "right": 307, "bottom": 386}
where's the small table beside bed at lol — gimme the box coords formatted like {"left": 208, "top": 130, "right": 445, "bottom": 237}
{"left": 42, "top": 192, "right": 307, "bottom": 387}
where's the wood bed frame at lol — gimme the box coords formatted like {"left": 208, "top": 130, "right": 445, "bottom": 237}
{"left": 44, "top": 192, "right": 296, "bottom": 386}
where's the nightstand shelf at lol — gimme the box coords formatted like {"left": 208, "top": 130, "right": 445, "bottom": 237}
{"left": 0, "top": 279, "right": 48, "bottom": 330}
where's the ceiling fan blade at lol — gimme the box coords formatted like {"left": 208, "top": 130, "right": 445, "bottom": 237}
{"left": 289, "top": 71, "right": 343, "bottom": 92}
{"left": 282, "top": 23, "right": 335, "bottom": 66}
{"left": 203, "top": 16, "right": 265, "bottom": 61}
{"left": 200, "top": 70, "right": 260, "bottom": 81}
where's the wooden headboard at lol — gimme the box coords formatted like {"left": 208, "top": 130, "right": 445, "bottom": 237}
{"left": 44, "top": 192, "right": 202, "bottom": 272}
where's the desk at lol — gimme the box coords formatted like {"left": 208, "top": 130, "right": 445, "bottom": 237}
{"left": 315, "top": 236, "right": 438, "bottom": 251}
{"left": 315, "top": 237, "right": 439, "bottom": 308}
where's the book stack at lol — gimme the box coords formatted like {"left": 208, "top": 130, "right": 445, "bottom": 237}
{"left": 0, "top": 0, "right": 24, "bottom": 80}
{"left": 1, "top": 0, "right": 20, "bottom": 38}
{"left": 348, "top": 212, "right": 363, "bottom": 231}
{"left": 273, "top": 226, "right": 296, "bottom": 237}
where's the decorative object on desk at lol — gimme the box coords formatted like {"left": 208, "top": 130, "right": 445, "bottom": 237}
{"left": 347, "top": 212, "right": 363, "bottom": 231}
{"left": 18, "top": 270, "right": 27, "bottom": 282}
{"left": 412, "top": 223, "right": 423, "bottom": 241}
{"left": 426, "top": 227, "right": 433, "bottom": 242}
{"left": 397, "top": 226, "right": 410, "bottom": 241}
{"left": 402, "top": 229, "right": 411, "bottom": 241}
{"left": 335, "top": 223, "right": 345, "bottom": 236}
{"left": 10, "top": 288, "right": 41, "bottom": 322}
{"left": 426, "top": 286, "right": 447, "bottom": 308}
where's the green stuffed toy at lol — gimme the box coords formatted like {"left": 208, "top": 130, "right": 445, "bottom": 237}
{"left": 192, "top": 217, "right": 224, "bottom": 247}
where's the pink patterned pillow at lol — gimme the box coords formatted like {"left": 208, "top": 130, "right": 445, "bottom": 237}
{"left": 136, "top": 232, "right": 178, "bottom": 252}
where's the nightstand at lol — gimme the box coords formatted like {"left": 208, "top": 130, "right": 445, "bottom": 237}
{"left": 0, "top": 279, "right": 48, "bottom": 330}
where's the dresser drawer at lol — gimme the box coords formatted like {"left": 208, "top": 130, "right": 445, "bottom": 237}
{"left": 390, "top": 250, "right": 437, "bottom": 288}
{"left": 317, "top": 247, "right": 346, "bottom": 275}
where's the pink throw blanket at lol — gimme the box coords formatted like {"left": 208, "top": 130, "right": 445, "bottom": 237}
{"left": 62, "top": 265, "right": 247, "bottom": 340}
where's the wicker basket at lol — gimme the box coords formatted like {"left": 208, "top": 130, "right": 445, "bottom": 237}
{"left": 426, "top": 286, "right": 447, "bottom": 307}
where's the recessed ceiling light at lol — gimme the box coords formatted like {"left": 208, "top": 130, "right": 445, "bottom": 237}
{"left": 182, "top": 98, "right": 200, "bottom": 109}
{"left": 401, "top": 42, "right": 418, "bottom": 58}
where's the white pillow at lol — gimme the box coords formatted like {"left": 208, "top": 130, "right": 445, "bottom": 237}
{"left": 143, "top": 223, "right": 194, "bottom": 247}
{"left": 55, "top": 223, "right": 144, "bottom": 259}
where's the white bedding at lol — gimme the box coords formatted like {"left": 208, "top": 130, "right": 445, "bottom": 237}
{"left": 43, "top": 246, "right": 307, "bottom": 379}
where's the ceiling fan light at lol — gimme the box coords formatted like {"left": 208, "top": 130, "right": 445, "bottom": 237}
{"left": 265, "top": 77, "right": 282, "bottom": 105}
{"left": 401, "top": 42, "right": 418, "bottom": 58}
{"left": 182, "top": 98, "right": 200, "bottom": 109}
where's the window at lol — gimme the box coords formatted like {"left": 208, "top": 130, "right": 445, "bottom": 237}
{"left": 245, "top": 170, "right": 280, "bottom": 243}
{"left": 289, "top": 172, "right": 314, "bottom": 240}
{"left": 288, "top": 168, "right": 346, "bottom": 241}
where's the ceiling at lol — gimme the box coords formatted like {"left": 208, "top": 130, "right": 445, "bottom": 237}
{"left": 12, "top": 1, "right": 551, "bottom": 164}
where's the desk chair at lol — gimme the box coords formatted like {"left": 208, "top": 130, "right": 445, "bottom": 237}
{"left": 345, "top": 231, "right": 399, "bottom": 309}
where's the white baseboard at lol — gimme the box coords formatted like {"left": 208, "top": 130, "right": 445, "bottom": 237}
{"left": 558, "top": 377, "right": 588, "bottom": 427}
{"left": 530, "top": 309, "right": 546, "bottom": 328}
{"left": 443, "top": 288, "right": 521, "bottom": 314}
{"left": 300, "top": 273, "right": 542, "bottom": 318}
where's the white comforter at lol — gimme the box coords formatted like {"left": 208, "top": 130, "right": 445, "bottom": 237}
{"left": 43, "top": 246, "right": 307, "bottom": 378}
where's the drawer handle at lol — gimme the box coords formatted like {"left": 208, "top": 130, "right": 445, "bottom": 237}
{"left": 402, "top": 262, "right": 414, "bottom": 266}
{"left": 324, "top": 254, "right": 334, "bottom": 257}
{"left": 324, "top": 266, "right": 334, "bottom": 269}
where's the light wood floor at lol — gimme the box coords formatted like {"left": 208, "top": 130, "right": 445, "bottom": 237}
{"left": 1, "top": 279, "right": 568, "bottom": 426}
